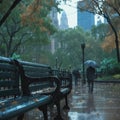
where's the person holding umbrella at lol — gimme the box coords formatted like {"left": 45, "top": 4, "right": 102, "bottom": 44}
{"left": 85, "top": 60, "right": 97, "bottom": 93}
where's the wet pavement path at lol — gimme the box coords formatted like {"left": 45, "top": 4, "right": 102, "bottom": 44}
{"left": 12, "top": 82, "right": 120, "bottom": 120}
{"left": 68, "top": 83, "right": 120, "bottom": 120}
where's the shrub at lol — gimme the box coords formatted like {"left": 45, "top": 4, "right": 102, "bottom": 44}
{"left": 100, "top": 58, "right": 120, "bottom": 75}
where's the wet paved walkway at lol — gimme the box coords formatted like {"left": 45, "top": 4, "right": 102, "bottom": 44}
{"left": 12, "top": 82, "right": 120, "bottom": 120}
{"left": 68, "top": 83, "right": 120, "bottom": 120}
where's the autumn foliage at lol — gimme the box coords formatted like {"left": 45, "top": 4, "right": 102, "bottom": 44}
{"left": 102, "top": 11, "right": 120, "bottom": 52}
{"left": 20, "top": 0, "right": 57, "bottom": 34}
{"left": 102, "top": 31, "right": 120, "bottom": 52}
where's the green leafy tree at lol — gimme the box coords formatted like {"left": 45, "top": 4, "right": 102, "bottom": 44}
{"left": 0, "top": 0, "right": 67, "bottom": 27}
{"left": 77, "top": 0, "right": 120, "bottom": 62}
{"left": 91, "top": 24, "right": 109, "bottom": 41}
{"left": 52, "top": 26, "right": 114, "bottom": 70}
{"left": 0, "top": 0, "right": 59, "bottom": 58}
{"left": 52, "top": 27, "right": 102, "bottom": 69}
{"left": 0, "top": 12, "right": 30, "bottom": 57}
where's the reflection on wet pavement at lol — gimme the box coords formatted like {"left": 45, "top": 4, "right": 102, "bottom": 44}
{"left": 68, "top": 83, "right": 120, "bottom": 120}
{"left": 68, "top": 85, "right": 103, "bottom": 120}
{"left": 12, "top": 82, "right": 120, "bottom": 120}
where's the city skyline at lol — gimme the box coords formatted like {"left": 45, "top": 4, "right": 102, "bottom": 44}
{"left": 57, "top": 0, "right": 104, "bottom": 28}
{"left": 58, "top": 0, "right": 78, "bottom": 28}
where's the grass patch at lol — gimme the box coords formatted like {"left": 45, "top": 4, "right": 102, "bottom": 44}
{"left": 96, "top": 74, "right": 120, "bottom": 81}
{"left": 113, "top": 74, "right": 120, "bottom": 79}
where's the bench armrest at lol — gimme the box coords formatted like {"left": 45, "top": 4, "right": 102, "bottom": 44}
{"left": 52, "top": 69, "right": 72, "bottom": 89}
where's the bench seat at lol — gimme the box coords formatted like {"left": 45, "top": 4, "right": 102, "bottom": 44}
{"left": 0, "top": 95, "right": 52, "bottom": 120}
{"left": 0, "top": 56, "right": 72, "bottom": 120}
{"left": 60, "top": 88, "right": 70, "bottom": 95}
{"left": 0, "top": 57, "right": 60, "bottom": 120}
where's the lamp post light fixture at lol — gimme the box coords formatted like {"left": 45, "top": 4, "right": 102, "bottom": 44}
{"left": 81, "top": 43, "right": 86, "bottom": 85}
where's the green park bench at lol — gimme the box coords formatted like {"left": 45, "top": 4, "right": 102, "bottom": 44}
{"left": 15, "top": 60, "right": 72, "bottom": 120}
{"left": 0, "top": 56, "right": 60, "bottom": 120}
{"left": 0, "top": 56, "right": 72, "bottom": 120}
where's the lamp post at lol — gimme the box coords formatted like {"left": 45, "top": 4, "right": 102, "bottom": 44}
{"left": 55, "top": 57, "right": 58, "bottom": 69}
{"left": 81, "top": 43, "right": 86, "bottom": 85}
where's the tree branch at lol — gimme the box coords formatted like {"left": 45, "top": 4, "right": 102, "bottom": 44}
{"left": 0, "top": 0, "right": 21, "bottom": 27}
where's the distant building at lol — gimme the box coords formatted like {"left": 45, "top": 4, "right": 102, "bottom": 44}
{"left": 49, "top": 5, "right": 59, "bottom": 54}
{"left": 77, "top": 1, "right": 95, "bottom": 31}
{"left": 59, "top": 11, "right": 69, "bottom": 30}
{"left": 50, "top": 10, "right": 69, "bottom": 54}
{"left": 49, "top": 7, "right": 59, "bottom": 28}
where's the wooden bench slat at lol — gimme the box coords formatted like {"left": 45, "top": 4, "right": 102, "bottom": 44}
{"left": 0, "top": 80, "right": 15, "bottom": 87}
{"left": 0, "top": 57, "right": 20, "bottom": 101}
{"left": 0, "top": 64, "right": 16, "bottom": 71}
{"left": 0, "top": 89, "right": 20, "bottom": 97}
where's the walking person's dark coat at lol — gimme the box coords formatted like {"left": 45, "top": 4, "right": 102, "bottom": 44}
{"left": 86, "top": 66, "right": 96, "bottom": 93}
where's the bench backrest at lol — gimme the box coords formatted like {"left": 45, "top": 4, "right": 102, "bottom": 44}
{"left": 14, "top": 60, "right": 56, "bottom": 96}
{"left": 19, "top": 61, "right": 52, "bottom": 78}
{"left": 0, "top": 57, "right": 20, "bottom": 100}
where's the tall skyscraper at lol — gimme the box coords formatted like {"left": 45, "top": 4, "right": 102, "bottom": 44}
{"left": 77, "top": 1, "right": 95, "bottom": 31}
{"left": 59, "top": 11, "right": 69, "bottom": 30}
{"left": 49, "top": 7, "right": 59, "bottom": 28}
{"left": 49, "top": 4, "right": 59, "bottom": 54}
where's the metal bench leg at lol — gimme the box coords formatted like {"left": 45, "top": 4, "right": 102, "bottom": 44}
{"left": 54, "top": 101, "right": 64, "bottom": 120}
{"left": 17, "top": 114, "right": 24, "bottom": 120}
{"left": 63, "top": 96, "right": 70, "bottom": 110}
{"left": 39, "top": 106, "right": 48, "bottom": 120}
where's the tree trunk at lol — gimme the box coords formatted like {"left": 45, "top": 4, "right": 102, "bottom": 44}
{"left": 106, "top": 16, "right": 120, "bottom": 63}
